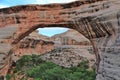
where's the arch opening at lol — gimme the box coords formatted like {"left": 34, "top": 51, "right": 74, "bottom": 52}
{"left": 0, "top": 0, "right": 119, "bottom": 80}
{"left": 37, "top": 27, "right": 69, "bottom": 37}
{"left": 11, "top": 27, "right": 96, "bottom": 79}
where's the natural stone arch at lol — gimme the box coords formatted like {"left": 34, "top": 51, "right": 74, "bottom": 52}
{"left": 0, "top": 0, "right": 120, "bottom": 80}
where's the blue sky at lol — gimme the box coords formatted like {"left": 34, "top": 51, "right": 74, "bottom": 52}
{"left": 0, "top": 0, "right": 76, "bottom": 6}
{"left": 0, "top": 0, "right": 76, "bottom": 37}
{"left": 38, "top": 28, "right": 68, "bottom": 37}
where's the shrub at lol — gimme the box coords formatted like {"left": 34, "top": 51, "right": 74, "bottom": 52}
{"left": 11, "top": 55, "right": 96, "bottom": 80}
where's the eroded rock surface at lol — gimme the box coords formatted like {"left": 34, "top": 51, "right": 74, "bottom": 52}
{"left": 12, "top": 30, "right": 54, "bottom": 61}
{"left": 41, "top": 46, "right": 95, "bottom": 68}
{"left": 0, "top": 44, "right": 12, "bottom": 76}
{"left": 96, "top": 34, "right": 120, "bottom": 80}
{"left": 0, "top": 0, "right": 120, "bottom": 80}
{"left": 52, "top": 29, "right": 91, "bottom": 45}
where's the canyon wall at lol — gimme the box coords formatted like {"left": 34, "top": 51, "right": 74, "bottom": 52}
{"left": 0, "top": 26, "right": 17, "bottom": 76}
{"left": 0, "top": 0, "right": 120, "bottom": 80}
{"left": 13, "top": 30, "right": 54, "bottom": 61}
{"left": 52, "top": 29, "right": 91, "bottom": 45}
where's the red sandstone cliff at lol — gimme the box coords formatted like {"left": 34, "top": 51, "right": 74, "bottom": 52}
{"left": 12, "top": 30, "right": 54, "bottom": 61}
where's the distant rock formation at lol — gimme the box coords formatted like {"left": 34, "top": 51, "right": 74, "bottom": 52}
{"left": 12, "top": 30, "right": 54, "bottom": 61}
{"left": 13, "top": 29, "right": 92, "bottom": 61}
{"left": 52, "top": 29, "right": 91, "bottom": 45}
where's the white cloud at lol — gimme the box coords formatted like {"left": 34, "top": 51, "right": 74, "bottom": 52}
{"left": 0, "top": 0, "right": 77, "bottom": 7}
{"left": 48, "top": 0, "right": 77, "bottom": 3}
{"left": 0, "top": 5, "right": 8, "bottom": 8}
{"left": 35, "top": 0, "right": 77, "bottom": 4}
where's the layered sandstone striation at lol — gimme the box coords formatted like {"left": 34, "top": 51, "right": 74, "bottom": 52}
{"left": 0, "top": 30, "right": 54, "bottom": 76}
{"left": 52, "top": 29, "right": 91, "bottom": 45}
{"left": 13, "top": 30, "right": 54, "bottom": 61}
{"left": 0, "top": 44, "right": 12, "bottom": 76}
{"left": 0, "top": 0, "right": 120, "bottom": 80}
{"left": 0, "top": 26, "right": 17, "bottom": 76}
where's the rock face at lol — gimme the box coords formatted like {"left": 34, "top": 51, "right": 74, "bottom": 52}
{"left": 0, "top": 30, "right": 54, "bottom": 76}
{"left": 41, "top": 46, "right": 95, "bottom": 68}
{"left": 0, "top": 26, "right": 17, "bottom": 76}
{"left": 0, "top": 0, "right": 120, "bottom": 80}
{"left": 52, "top": 29, "right": 91, "bottom": 45}
{"left": 0, "top": 44, "right": 12, "bottom": 76}
{"left": 13, "top": 30, "right": 54, "bottom": 61}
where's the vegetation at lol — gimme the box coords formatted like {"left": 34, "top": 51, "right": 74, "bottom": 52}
{"left": 6, "top": 55, "right": 96, "bottom": 80}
